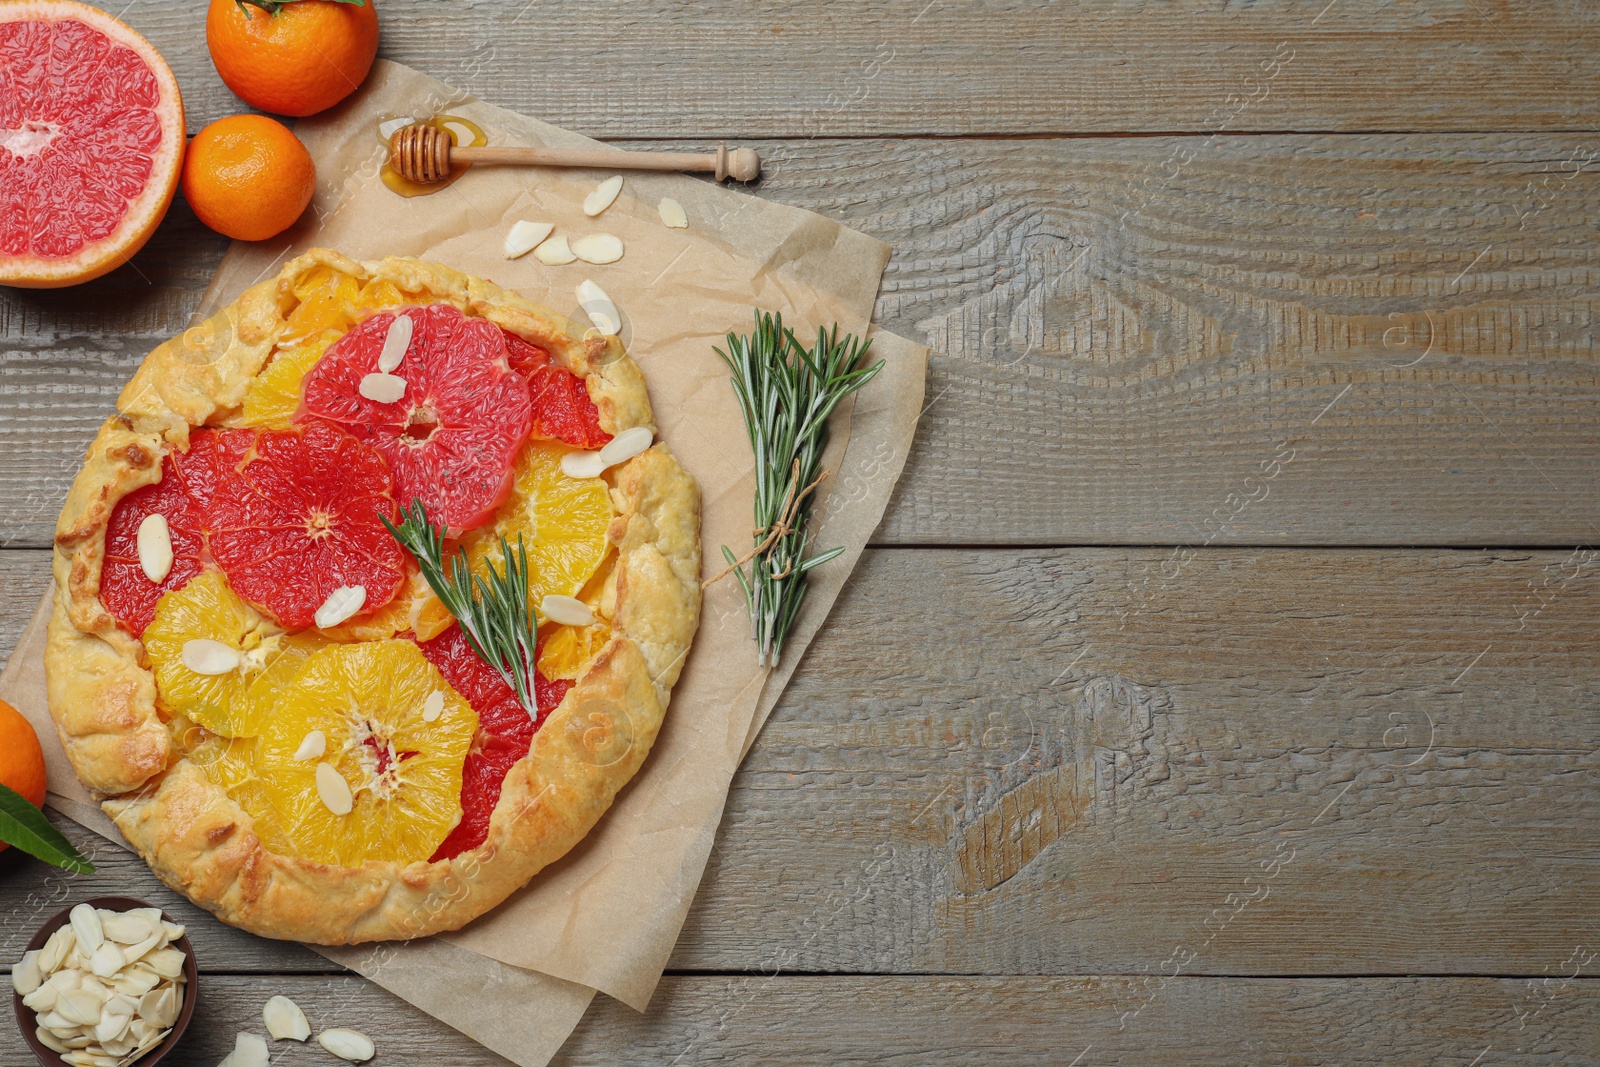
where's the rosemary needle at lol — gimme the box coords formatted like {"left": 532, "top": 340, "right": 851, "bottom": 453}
{"left": 714, "top": 310, "right": 884, "bottom": 667}
{"left": 382, "top": 500, "right": 541, "bottom": 718}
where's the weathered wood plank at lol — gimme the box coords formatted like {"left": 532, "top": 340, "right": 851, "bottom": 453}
{"left": 3, "top": 135, "right": 1597, "bottom": 546}
{"left": 2, "top": 973, "right": 1595, "bottom": 1065}
{"left": 83, "top": 0, "right": 1600, "bottom": 137}
{"left": 4, "top": 546, "right": 1596, "bottom": 977}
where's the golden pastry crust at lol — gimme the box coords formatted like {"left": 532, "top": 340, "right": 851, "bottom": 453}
{"left": 47, "top": 249, "right": 701, "bottom": 943}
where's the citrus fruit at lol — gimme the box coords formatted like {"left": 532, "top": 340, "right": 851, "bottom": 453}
{"left": 0, "top": 698, "right": 47, "bottom": 816}
{"left": 538, "top": 616, "right": 612, "bottom": 681}
{"left": 100, "top": 450, "right": 208, "bottom": 635}
{"left": 244, "top": 640, "right": 476, "bottom": 868}
{"left": 417, "top": 625, "right": 572, "bottom": 860}
{"left": 205, "top": 0, "right": 379, "bottom": 119}
{"left": 464, "top": 440, "right": 614, "bottom": 603}
{"left": 503, "top": 331, "right": 612, "bottom": 449}
{"left": 299, "top": 305, "right": 536, "bottom": 533}
{"left": 319, "top": 567, "right": 453, "bottom": 643}
{"left": 207, "top": 423, "right": 408, "bottom": 630}
{"left": 240, "top": 328, "right": 341, "bottom": 430}
{"left": 0, "top": 1, "right": 185, "bottom": 288}
{"left": 142, "top": 570, "right": 328, "bottom": 738}
{"left": 181, "top": 114, "right": 315, "bottom": 242}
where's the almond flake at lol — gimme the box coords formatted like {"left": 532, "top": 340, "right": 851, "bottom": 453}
{"left": 571, "top": 233, "right": 624, "bottom": 264}
{"left": 598, "top": 425, "right": 653, "bottom": 467}
{"left": 98, "top": 912, "right": 151, "bottom": 945}
{"left": 263, "top": 995, "right": 311, "bottom": 1042}
{"left": 576, "top": 280, "right": 621, "bottom": 335}
{"left": 217, "top": 1031, "right": 270, "bottom": 1067}
{"left": 378, "top": 314, "right": 413, "bottom": 373}
{"left": 316, "top": 762, "right": 354, "bottom": 816}
{"left": 135, "top": 513, "right": 172, "bottom": 584}
{"left": 293, "top": 730, "right": 326, "bottom": 762}
{"left": 70, "top": 904, "right": 104, "bottom": 954}
{"left": 318, "top": 1028, "right": 375, "bottom": 1062}
{"left": 540, "top": 595, "right": 595, "bottom": 627}
{"left": 181, "top": 639, "right": 240, "bottom": 676}
{"left": 314, "top": 585, "right": 367, "bottom": 629}
{"left": 582, "top": 175, "right": 624, "bottom": 217}
{"left": 559, "top": 451, "right": 607, "bottom": 480}
{"left": 421, "top": 689, "right": 445, "bottom": 723}
{"left": 358, "top": 372, "right": 407, "bottom": 404}
{"left": 12, "top": 950, "right": 42, "bottom": 996}
{"left": 88, "top": 942, "right": 124, "bottom": 979}
{"left": 657, "top": 197, "right": 689, "bottom": 228}
{"left": 534, "top": 235, "right": 577, "bottom": 265}
{"left": 503, "top": 220, "right": 555, "bottom": 260}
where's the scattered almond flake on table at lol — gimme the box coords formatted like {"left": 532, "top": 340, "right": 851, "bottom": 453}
{"left": 421, "top": 688, "right": 445, "bottom": 722}
{"left": 358, "top": 371, "right": 407, "bottom": 404}
{"left": 136, "top": 513, "right": 172, "bottom": 583}
{"left": 599, "top": 425, "right": 654, "bottom": 467}
{"left": 263, "top": 995, "right": 311, "bottom": 1041}
{"left": 293, "top": 729, "right": 326, "bottom": 761}
{"left": 540, "top": 594, "right": 595, "bottom": 627}
{"left": 377, "top": 313, "right": 413, "bottom": 372}
{"left": 658, "top": 197, "right": 689, "bottom": 228}
{"left": 534, "top": 234, "right": 577, "bottom": 265}
{"left": 314, "top": 584, "right": 367, "bottom": 628}
{"left": 318, "top": 1028, "right": 376, "bottom": 1062}
{"left": 503, "top": 219, "right": 555, "bottom": 260}
{"left": 572, "top": 233, "right": 624, "bottom": 264}
{"left": 316, "top": 762, "right": 354, "bottom": 816}
{"left": 217, "top": 1031, "right": 270, "bottom": 1067}
{"left": 583, "top": 175, "right": 623, "bottom": 216}
{"left": 181, "top": 639, "right": 239, "bottom": 676}
{"left": 576, "top": 279, "right": 621, "bottom": 334}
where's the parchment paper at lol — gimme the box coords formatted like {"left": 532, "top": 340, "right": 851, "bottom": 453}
{"left": 1, "top": 60, "right": 927, "bottom": 1066}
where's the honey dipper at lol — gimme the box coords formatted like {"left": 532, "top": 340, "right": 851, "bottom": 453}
{"left": 388, "top": 124, "right": 762, "bottom": 185}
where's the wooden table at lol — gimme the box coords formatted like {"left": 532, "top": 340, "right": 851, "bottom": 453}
{"left": 4, "top": 2, "right": 1598, "bottom": 1062}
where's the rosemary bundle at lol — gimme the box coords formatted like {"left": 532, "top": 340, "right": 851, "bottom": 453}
{"left": 382, "top": 500, "right": 541, "bottom": 717}
{"left": 713, "top": 311, "right": 884, "bottom": 666}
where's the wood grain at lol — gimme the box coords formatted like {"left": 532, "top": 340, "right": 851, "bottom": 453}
{"left": 81, "top": 0, "right": 1600, "bottom": 137}
{"left": 3, "top": 545, "right": 1595, "bottom": 977}
{"left": 1, "top": 972, "right": 1594, "bottom": 1065}
{"left": 3, "top": 135, "right": 1599, "bottom": 547}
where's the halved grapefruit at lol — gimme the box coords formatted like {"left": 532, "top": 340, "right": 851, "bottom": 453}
{"left": 0, "top": 1, "right": 184, "bottom": 288}
{"left": 298, "top": 305, "right": 535, "bottom": 533}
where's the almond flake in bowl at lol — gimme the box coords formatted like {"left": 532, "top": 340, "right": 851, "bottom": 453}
{"left": 13, "top": 896, "right": 198, "bottom": 1067}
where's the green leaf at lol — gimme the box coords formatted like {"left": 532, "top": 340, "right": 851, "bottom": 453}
{"left": 0, "top": 784, "right": 95, "bottom": 874}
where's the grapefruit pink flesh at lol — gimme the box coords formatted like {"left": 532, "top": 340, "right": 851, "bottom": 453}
{"left": 100, "top": 453, "right": 206, "bottom": 635}
{"left": 0, "top": 1, "right": 184, "bottom": 287}
{"left": 299, "top": 305, "right": 536, "bottom": 533}
{"left": 417, "top": 625, "right": 571, "bottom": 860}
{"left": 208, "top": 423, "right": 408, "bottom": 630}
{"left": 502, "top": 331, "right": 613, "bottom": 450}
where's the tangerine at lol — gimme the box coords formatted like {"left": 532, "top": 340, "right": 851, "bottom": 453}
{"left": 0, "top": 698, "right": 47, "bottom": 816}
{"left": 181, "top": 114, "right": 315, "bottom": 242}
{"left": 205, "top": 0, "right": 378, "bottom": 119}
{"left": 207, "top": 423, "right": 407, "bottom": 630}
{"left": 299, "top": 305, "right": 536, "bottom": 532}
